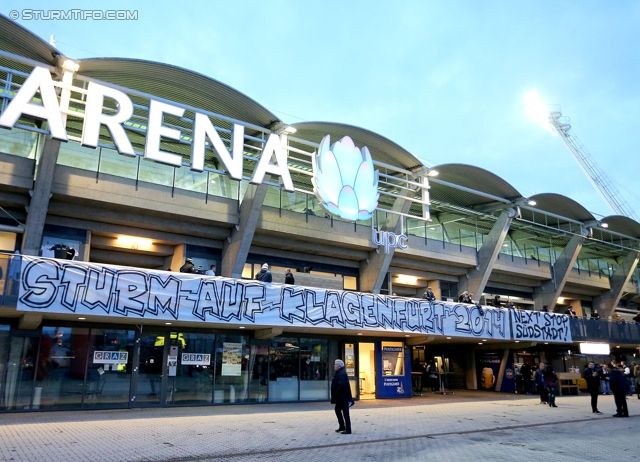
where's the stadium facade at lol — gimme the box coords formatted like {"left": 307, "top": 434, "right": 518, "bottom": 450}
{"left": 0, "top": 16, "right": 638, "bottom": 412}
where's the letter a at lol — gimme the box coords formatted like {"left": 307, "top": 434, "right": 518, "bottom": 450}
{"left": 0, "top": 66, "right": 67, "bottom": 140}
{"left": 251, "top": 133, "right": 294, "bottom": 191}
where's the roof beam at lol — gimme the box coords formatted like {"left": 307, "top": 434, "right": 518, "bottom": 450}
{"left": 220, "top": 179, "right": 270, "bottom": 278}
{"left": 533, "top": 233, "right": 585, "bottom": 311}
{"left": 593, "top": 250, "right": 640, "bottom": 320}
{"left": 21, "top": 136, "right": 60, "bottom": 256}
{"left": 459, "top": 209, "right": 514, "bottom": 298}
{"left": 360, "top": 188, "right": 417, "bottom": 294}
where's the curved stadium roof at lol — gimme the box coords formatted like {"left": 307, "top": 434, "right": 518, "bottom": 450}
{"left": 2, "top": 13, "right": 640, "bottom": 235}
{"left": 290, "top": 122, "right": 425, "bottom": 172}
{"left": 0, "top": 14, "right": 60, "bottom": 70}
{"left": 78, "top": 58, "right": 281, "bottom": 130}
{"left": 529, "top": 193, "right": 595, "bottom": 222}
{"left": 429, "top": 164, "right": 523, "bottom": 209}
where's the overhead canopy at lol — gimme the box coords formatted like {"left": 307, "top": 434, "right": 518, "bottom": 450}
{"left": 0, "top": 15, "right": 60, "bottom": 70}
{"left": 290, "top": 122, "right": 424, "bottom": 172}
{"left": 429, "top": 164, "right": 522, "bottom": 209}
{"left": 529, "top": 193, "right": 595, "bottom": 223}
{"left": 601, "top": 215, "right": 640, "bottom": 239}
{"left": 78, "top": 58, "right": 281, "bottom": 131}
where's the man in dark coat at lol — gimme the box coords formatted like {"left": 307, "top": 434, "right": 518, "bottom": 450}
{"left": 284, "top": 268, "right": 295, "bottom": 284}
{"left": 583, "top": 362, "right": 602, "bottom": 414}
{"left": 610, "top": 364, "right": 629, "bottom": 417}
{"left": 423, "top": 287, "right": 436, "bottom": 302}
{"left": 255, "top": 263, "right": 272, "bottom": 282}
{"left": 331, "top": 359, "right": 353, "bottom": 434}
{"left": 520, "top": 362, "right": 532, "bottom": 394}
{"left": 179, "top": 257, "right": 196, "bottom": 273}
{"left": 534, "top": 363, "right": 547, "bottom": 404}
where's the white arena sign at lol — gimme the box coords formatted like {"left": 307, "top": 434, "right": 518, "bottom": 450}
{"left": 0, "top": 66, "right": 294, "bottom": 191}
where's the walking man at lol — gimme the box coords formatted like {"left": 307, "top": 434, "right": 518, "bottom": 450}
{"left": 331, "top": 359, "right": 353, "bottom": 434}
{"left": 583, "top": 362, "right": 602, "bottom": 414}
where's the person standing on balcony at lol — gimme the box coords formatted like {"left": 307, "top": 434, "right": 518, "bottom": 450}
{"left": 423, "top": 287, "right": 435, "bottom": 302}
{"left": 566, "top": 307, "right": 577, "bottom": 317}
{"left": 591, "top": 309, "right": 600, "bottom": 319}
{"left": 255, "top": 263, "right": 272, "bottom": 283}
{"left": 179, "top": 257, "right": 196, "bottom": 273}
{"left": 284, "top": 268, "right": 295, "bottom": 284}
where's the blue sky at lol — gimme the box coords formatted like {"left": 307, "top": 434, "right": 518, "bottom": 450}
{"left": 5, "top": 1, "right": 640, "bottom": 219}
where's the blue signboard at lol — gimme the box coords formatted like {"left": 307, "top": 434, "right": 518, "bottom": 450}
{"left": 380, "top": 376, "right": 407, "bottom": 397}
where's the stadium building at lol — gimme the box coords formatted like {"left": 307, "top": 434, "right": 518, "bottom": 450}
{"left": 0, "top": 16, "right": 638, "bottom": 412}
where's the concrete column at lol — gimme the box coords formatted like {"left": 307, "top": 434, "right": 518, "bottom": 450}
{"left": 359, "top": 190, "right": 415, "bottom": 294}
{"left": 459, "top": 209, "right": 514, "bottom": 299}
{"left": 221, "top": 182, "right": 270, "bottom": 278}
{"left": 21, "top": 136, "right": 61, "bottom": 256}
{"left": 593, "top": 250, "right": 640, "bottom": 319}
{"left": 533, "top": 233, "right": 584, "bottom": 311}
{"left": 168, "top": 244, "right": 187, "bottom": 272}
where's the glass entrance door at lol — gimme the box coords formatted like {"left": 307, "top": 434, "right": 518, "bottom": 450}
{"left": 358, "top": 342, "right": 376, "bottom": 399}
{"left": 131, "top": 332, "right": 167, "bottom": 406}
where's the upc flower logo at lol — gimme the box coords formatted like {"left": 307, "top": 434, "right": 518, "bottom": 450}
{"left": 312, "top": 135, "right": 379, "bottom": 221}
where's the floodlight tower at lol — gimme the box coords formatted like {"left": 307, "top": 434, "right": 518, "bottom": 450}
{"left": 524, "top": 91, "right": 637, "bottom": 220}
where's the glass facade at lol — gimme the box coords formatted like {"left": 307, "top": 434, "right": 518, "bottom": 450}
{"left": 0, "top": 324, "right": 345, "bottom": 412}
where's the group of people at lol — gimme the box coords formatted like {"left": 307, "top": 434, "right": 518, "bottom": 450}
{"left": 530, "top": 363, "right": 559, "bottom": 408}
{"left": 519, "top": 360, "right": 638, "bottom": 417}
{"left": 178, "top": 260, "right": 296, "bottom": 284}
{"left": 583, "top": 360, "right": 639, "bottom": 417}
{"left": 411, "top": 359, "right": 441, "bottom": 392}
{"left": 254, "top": 263, "right": 295, "bottom": 284}
{"left": 179, "top": 257, "right": 216, "bottom": 276}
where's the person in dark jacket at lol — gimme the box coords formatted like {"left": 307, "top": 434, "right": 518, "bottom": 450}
{"left": 423, "top": 287, "right": 436, "bottom": 302}
{"left": 255, "top": 263, "right": 272, "bottom": 283}
{"left": 179, "top": 257, "right": 196, "bottom": 273}
{"left": 331, "top": 359, "right": 353, "bottom": 434}
{"left": 544, "top": 364, "right": 559, "bottom": 407}
{"left": 534, "top": 363, "right": 547, "bottom": 404}
{"left": 284, "top": 268, "right": 295, "bottom": 284}
{"left": 520, "top": 362, "right": 532, "bottom": 394}
{"left": 583, "top": 362, "right": 602, "bottom": 414}
{"left": 610, "top": 364, "right": 629, "bottom": 417}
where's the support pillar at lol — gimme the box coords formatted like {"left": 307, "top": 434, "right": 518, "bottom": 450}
{"left": 359, "top": 190, "right": 415, "bottom": 294}
{"left": 533, "top": 233, "right": 584, "bottom": 311}
{"left": 593, "top": 250, "right": 640, "bottom": 320}
{"left": 221, "top": 182, "right": 270, "bottom": 278}
{"left": 459, "top": 209, "right": 514, "bottom": 298}
{"left": 21, "top": 137, "right": 61, "bottom": 256}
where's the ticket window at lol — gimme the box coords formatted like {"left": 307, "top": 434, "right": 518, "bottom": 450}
{"left": 382, "top": 342, "right": 405, "bottom": 376}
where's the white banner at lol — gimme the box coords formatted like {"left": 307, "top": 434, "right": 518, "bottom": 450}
{"left": 511, "top": 310, "right": 572, "bottom": 343}
{"left": 14, "top": 257, "right": 572, "bottom": 342}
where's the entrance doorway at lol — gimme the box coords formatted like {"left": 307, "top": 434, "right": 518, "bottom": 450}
{"left": 131, "top": 332, "right": 167, "bottom": 406}
{"left": 358, "top": 342, "right": 376, "bottom": 400}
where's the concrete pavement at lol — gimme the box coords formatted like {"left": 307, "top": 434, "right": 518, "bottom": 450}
{"left": 0, "top": 391, "right": 638, "bottom": 461}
